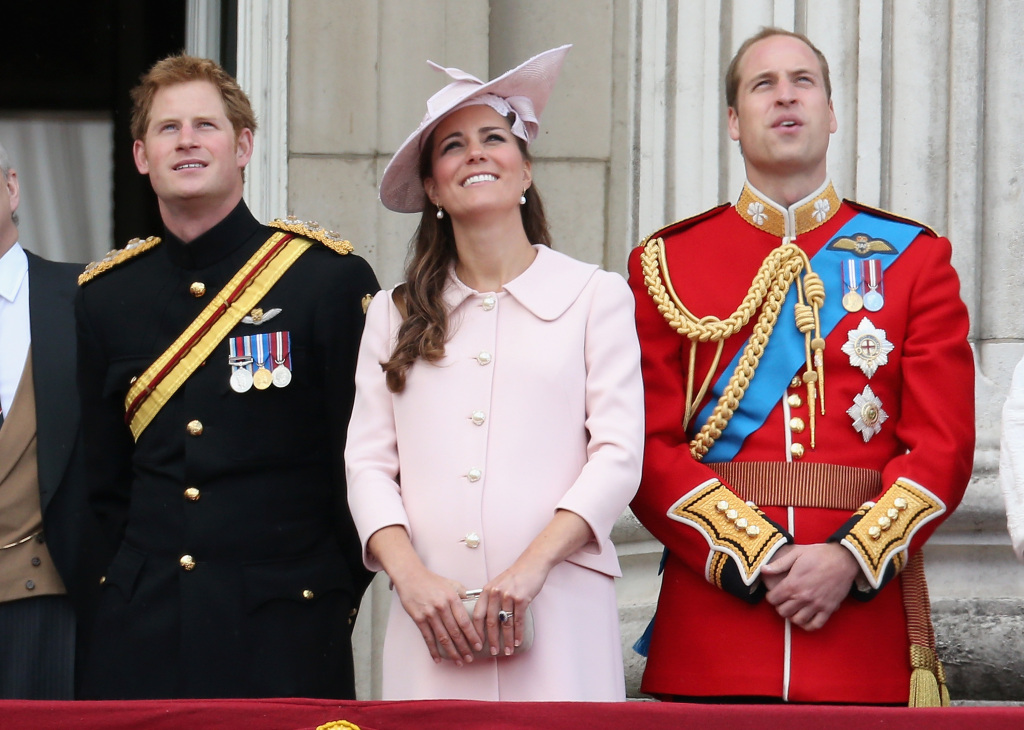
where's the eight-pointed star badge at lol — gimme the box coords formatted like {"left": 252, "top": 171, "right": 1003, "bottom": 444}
{"left": 841, "top": 317, "right": 894, "bottom": 378}
{"left": 847, "top": 384, "right": 888, "bottom": 442}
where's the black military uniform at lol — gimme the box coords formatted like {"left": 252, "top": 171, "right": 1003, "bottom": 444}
{"left": 75, "top": 201, "right": 379, "bottom": 699}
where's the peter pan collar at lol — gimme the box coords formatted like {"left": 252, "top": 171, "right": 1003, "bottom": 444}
{"left": 442, "top": 245, "right": 599, "bottom": 321}
{"left": 736, "top": 178, "right": 841, "bottom": 238}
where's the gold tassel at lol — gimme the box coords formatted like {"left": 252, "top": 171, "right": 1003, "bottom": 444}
{"left": 908, "top": 644, "right": 948, "bottom": 707}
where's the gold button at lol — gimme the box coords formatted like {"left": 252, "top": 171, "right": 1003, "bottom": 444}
{"left": 180, "top": 554, "right": 196, "bottom": 571}
{"left": 348, "top": 608, "right": 358, "bottom": 618}
{"left": 184, "top": 487, "right": 201, "bottom": 501}
{"left": 476, "top": 351, "right": 492, "bottom": 366}
{"left": 787, "top": 394, "right": 803, "bottom": 408}
{"left": 886, "top": 507, "right": 899, "bottom": 521}
{"left": 187, "top": 420, "right": 203, "bottom": 436}
{"left": 791, "top": 443, "right": 805, "bottom": 459}
{"left": 789, "top": 417, "right": 805, "bottom": 434}
{"left": 868, "top": 526, "right": 882, "bottom": 539}
{"left": 878, "top": 515, "right": 892, "bottom": 530}
{"left": 467, "top": 468, "right": 482, "bottom": 482}
{"left": 894, "top": 498, "right": 908, "bottom": 510}
{"left": 725, "top": 509, "right": 738, "bottom": 520}
{"left": 99, "top": 575, "right": 106, "bottom": 585}
{"left": 302, "top": 589, "right": 315, "bottom": 600}
{"left": 746, "top": 525, "right": 760, "bottom": 537}
{"left": 790, "top": 376, "right": 802, "bottom": 389}
{"left": 464, "top": 532, "right": 480, "bottom": 549}
{"left": 471, "top": 410, "right": 486, "bottom": 426}
{"left": 716, "top": 500, "right": 729, "bottom": 512}
{"left": 190, "top": 281, "right": 206, "bottom": 297}
{"left": 734, "top": 518, "right": 748, "bottom": 530}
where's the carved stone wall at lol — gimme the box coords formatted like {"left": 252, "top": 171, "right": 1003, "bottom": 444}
{"left": 282, "top": 0, "right": 1024, "bottom": 701}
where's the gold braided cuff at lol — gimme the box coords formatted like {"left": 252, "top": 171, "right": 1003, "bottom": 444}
{"left": 667, "top": 479, "right": 788, "bottom": 586}
{"left": 840, "top": 478, "right": 945, "bottom": 590}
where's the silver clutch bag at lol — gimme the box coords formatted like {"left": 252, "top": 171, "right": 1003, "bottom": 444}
{"left": 436, "top": 589, "right": 535, "bottom": 658}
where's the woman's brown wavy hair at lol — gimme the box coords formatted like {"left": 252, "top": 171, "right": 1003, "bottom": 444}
{"left": 381, "top": 123, "right": 552, "bottom": 393}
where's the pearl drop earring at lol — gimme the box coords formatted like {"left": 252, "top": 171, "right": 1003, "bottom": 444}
{"left": 436, "top": 204, "right": 444, "bottom": 220}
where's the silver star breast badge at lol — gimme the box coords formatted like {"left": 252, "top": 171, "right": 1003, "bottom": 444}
{"left": 847, "top": 384, "right": 888, "bottom": 442}
{"left": 840, "top": 317, "right": 894, "bottom": 378}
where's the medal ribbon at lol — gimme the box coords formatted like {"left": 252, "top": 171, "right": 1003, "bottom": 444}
{"left": 698, "top": 212, "right": 922, "bottom": 462}
{"left": 125, "top": 232, "right": 312, "bottom": 440}
{"left": 271, "top": 331, "right": 291, "bottom": 369}
{"left": 864, "top": 259, "right": 882, "bottom": 292}
{"left": 845, "top": 259, "right": 861, "bottom": 294}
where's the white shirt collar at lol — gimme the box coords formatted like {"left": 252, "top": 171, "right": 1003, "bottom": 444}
{"left": 0, "top": 242, "right": 28, "bottom": 304}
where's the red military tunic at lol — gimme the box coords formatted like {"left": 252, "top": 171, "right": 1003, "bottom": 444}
{"left": 628, "top": 180, "right": 974, "bottom": 703}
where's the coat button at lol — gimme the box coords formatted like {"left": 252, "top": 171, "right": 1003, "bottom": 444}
{"left": 25, "top": 580, "right": 35, "bottom": 590}
{"left": 180, "top": 554, "right": 196, "bottom": 571}
{"left": 99, "top": 575, "right": 106, "bottom": 585}
{"left": 471, "top": 410, "right": 486, "bottom": 426}
{"left": 476, "top": 351, "right": 492, "bottom": 366}
{"left": 31, "top": 557, "right": 41, "bottom": 567}
{"left": 790, "top": 443, "right": 805, "bottom": 459}
{"left": 463, "top": 532, "right": 480, "bottom": 549}
{"left": 184, "top": 487, "right": 201, "bottom": 501}
{"left": 187, "top": 420, "right": 204, "bottom": 436}
{"left": 482, "top": 295, "right": 496, "bottom": 311}
{"left": 790, "top": 376, "right": 803, "bottom": 389}
{"left": 467, "top": 468, "right": 482, "bottom": 482}
{"left": 787, "top": 394, "right": 803, "bottom": 408}
{"left": 789, "top": 417, "right": 805, "bottom": 434}
{"left": 190, "top": 281, "right": 206, "bottom": 297}
{"left": 302, "top": 589, "right": 315, "bottom": 600}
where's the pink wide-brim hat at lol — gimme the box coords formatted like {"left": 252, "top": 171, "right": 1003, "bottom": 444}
{"left": 379, "top": 44, "right": 572, "bottom": 213}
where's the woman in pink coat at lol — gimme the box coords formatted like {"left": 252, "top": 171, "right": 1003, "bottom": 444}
{"left": 345, "top": 45, "right": 644, "bottom": 701}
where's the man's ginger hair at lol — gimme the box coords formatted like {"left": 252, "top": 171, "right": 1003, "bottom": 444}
{"left": 130, "top": 54, "right": 257, "bottom": 141}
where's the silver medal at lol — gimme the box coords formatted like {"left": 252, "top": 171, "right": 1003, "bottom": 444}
{"left": 272, "top": 365, "right": 292, "bottom": 388}
{"left": 230, "top": 367, "right": 254, "bottom": 393}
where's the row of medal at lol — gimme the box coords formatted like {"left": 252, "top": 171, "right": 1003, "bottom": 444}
{"left": 841, "top": 258, "right": 885, "bottom": 312}
{"left": 839, "top": 257, "right": 892, "bottom": 443}
{"left": 228, "top": 332, "right": 293, "bottom": 393}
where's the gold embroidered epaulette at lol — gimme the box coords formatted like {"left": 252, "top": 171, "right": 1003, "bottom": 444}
{"left": 78, "top": 236, "right": 162, "bottom": 286}
{"left": 637, "top": 203, "right": 731, "bottom": 247}
{"left": 667, "top": 479, "right": 788, "bottom": 586}
{"left": 841, "top": 477, "right": 945, "bottom": 589}
{"left": 845, "top": 200, "right": 938, "bottom": 238}
{"left": 269, "top": 215, "right": 354, "bottom": 255}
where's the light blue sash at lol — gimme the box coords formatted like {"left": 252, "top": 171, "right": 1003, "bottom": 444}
{"left": 697, "top": 212, "right": 922, "bottom": 462}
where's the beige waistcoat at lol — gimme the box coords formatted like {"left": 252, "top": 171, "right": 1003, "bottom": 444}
{"left": 0, "top": 349, "right": 66, "bottom": 602}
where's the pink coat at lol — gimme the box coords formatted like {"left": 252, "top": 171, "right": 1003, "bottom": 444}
{"left": 346, "top": 245, "right": 644, "bottom": 700}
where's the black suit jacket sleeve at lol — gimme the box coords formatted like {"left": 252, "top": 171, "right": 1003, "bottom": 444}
{"left": 317, "top": 255, "right": 380, "bottom": 604}
{"left": 74, "top": 285, "right": 134, "bottom": 558}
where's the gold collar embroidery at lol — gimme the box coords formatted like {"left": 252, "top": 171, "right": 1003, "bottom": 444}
{"left": 736, "top": 180, "right": 841, "bottom": 238}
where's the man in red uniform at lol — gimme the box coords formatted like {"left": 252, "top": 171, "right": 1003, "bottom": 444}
{"left": 628, "top": 27, "right": 973, "bottom": 705}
